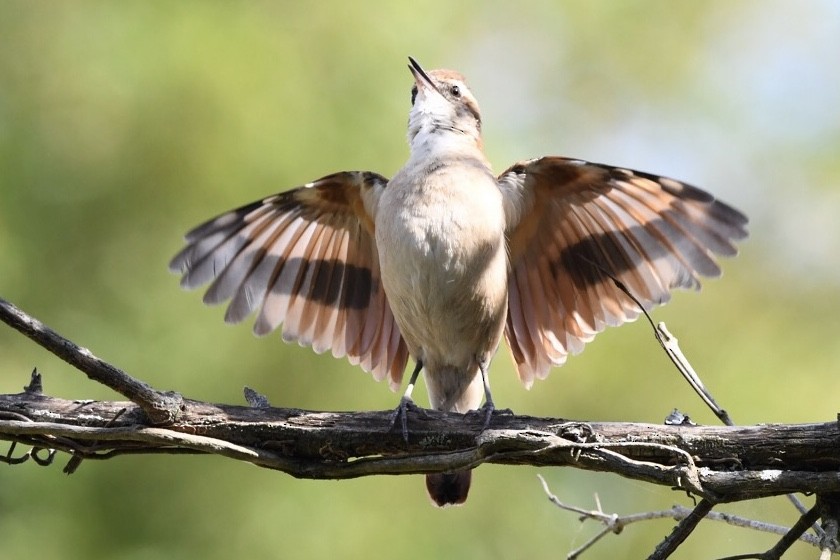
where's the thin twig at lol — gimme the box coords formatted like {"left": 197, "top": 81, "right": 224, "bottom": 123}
{"left": 596, "top": 266, "right": 825, "bottom": 542}
{"left": 653, "top": 322, "right": 732, "bottom": 426}
{"left": 649, "top": 498, "right": 715, "bottom": 559}
{"left": 787, "top": 493, "right": 826, "bottom": 539}
{"left": 764, "top": 504, "right": 823, "bottom": 559}
{"left": 0, "top": 297, "right": 183, "bottom": 424}
{"left": 538, "top": 475, "right": 827, "bottom": 557}
{"left": 578, "top": 255, "right": 729, "bottom": 423}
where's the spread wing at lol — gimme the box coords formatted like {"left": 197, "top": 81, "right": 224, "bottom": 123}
{"left": 169, "top": 171, "right": 409, "bottom": 390}
{"left": 498, "top": 156, "right": 748, "bottom": 388}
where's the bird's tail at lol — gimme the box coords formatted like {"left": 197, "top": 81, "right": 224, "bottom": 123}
{"left": 426, "top": 471, "right": 472, "bottom": 506}
{"left": 423, "top": 364, "right": 485, "bottom": 507}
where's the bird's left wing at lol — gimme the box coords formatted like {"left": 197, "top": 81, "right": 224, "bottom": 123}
{"left": 498, "top": 157, "right": 748, "bottom": 388}
{"left": 169, "top": 171, "right": 409, "bottom": 389}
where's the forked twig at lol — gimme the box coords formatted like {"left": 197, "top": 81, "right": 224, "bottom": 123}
{"left": 538, "top": 476, "right": 829, "bottom": 559}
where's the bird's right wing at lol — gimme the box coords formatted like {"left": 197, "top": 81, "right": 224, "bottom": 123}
{"left": 169, "top": 171, "right": 409, "bottom": 390}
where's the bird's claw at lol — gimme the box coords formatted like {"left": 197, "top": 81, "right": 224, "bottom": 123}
{"left": 470, "top": 401, "right": 513, "bottom": 432}
{"left": 389, "top": 396, "right": 425, "bottom": 443}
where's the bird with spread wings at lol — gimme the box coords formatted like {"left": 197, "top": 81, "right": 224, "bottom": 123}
{"left": 170, "top": 58, "right": 747, "bottom": 506}
{"left": 170, "top": 162, "right": 746, "bottom": 389}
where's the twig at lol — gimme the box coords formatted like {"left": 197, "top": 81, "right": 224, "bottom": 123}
{"left": 0, "top": 297, "right": 183, "bottom": 424}
{"left": 578, "top": 255, "right": 730, "bottom": 424}
{"left": 763, "top": 504, "right": 822, "bottom": 560}
{"left": 649, "top": 498, "right": 715, "bottom": 559}
{"left": 653, "top": 322, "right": 732, "bottom": 426}
{"left": 652, "top": 319, "right": 821, "bottom": 538}
{"left": 538, "top": 476, "right": 827, "bottom": 558}
{"left": 789, "top": 493, "right": 826, "bottom": 540}
{"left": 599, "top": 266, "right": 824, "bottom": 542}
{"left": 538, "top": 474, "right": 678, "bottom": 559}
{"left": 818, "top": 494, "right": 840, "bottom": 560}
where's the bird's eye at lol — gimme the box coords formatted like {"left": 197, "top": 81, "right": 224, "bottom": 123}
{"left": 410, "top": 85, "right": 418, "bottom": 105}
{"left": 449, "top": 85, "right": 461, "bottom": 97}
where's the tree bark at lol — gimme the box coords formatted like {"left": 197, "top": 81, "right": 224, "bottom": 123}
{"left": 2, "top": 389, "right": 839, "bottom": 503}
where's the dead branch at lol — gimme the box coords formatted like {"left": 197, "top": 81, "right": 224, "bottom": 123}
{"left": 2, "top": 387, "right": 840, "bottom": 500}
{"left": 4, "top": 294, "right": 840, "bottom": 559}
{"left": 0, "top": 298, "right": 182, "bottom": 424}
{"left": 537, "top": 475, "right": 826, "bottom": 558}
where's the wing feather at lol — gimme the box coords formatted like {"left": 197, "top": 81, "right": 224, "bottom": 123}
{"left": 310, "top": 228, "right": 349, "bottom": 354}
{"left": 169, "top": 171, "right": 409, "bottom": 387}
{"left": 286, "top": 220, "right": 335, "bottom": 347}
{"left": 499, "top": 157, "right": 747, "bottom": 384}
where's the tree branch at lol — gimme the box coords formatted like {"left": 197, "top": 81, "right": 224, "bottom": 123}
{"left": 2, "top": 388, "right": 840, "bottom": 501}
{"left": 538, "top": 475, "right": 827, "bottom": 555}
{"left": 3, "top": 294, "right": 840, "bottom": 559}
{"left": 0, "top": 297, "right": 183, "bottom": 424}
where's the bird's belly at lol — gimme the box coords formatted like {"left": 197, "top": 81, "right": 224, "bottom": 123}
{"left": 377, "top": 203, "right": 508, "bottom": 371}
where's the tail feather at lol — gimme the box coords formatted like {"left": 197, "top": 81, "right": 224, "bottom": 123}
{"left": 423, "top": 364, "right": 485, "bottom": 506}
{"left": 425, "top": 471, "right": 472, "bottom": 507}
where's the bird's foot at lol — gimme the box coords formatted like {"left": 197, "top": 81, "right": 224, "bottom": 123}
{"left": 469, "top": 401, "right": 513, "bottom": 432}
{"left": 389, "top": 396, "right": 428, "bottom": 443}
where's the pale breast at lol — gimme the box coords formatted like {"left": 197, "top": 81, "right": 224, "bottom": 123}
{"left": 376, "top": 160, "right": 508, "bottom": 370}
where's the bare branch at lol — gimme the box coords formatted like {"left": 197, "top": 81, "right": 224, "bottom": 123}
{"left": 0, "top": 297, "right": 183, "bottom": 424}
{"left": 762, "top": 504, "right": 822, "bottom": 560}
{"left": 3, "top": 294, "right": 840, "bottom": 559}
{"left": 2, "top": 389, "right": 840, "bottom": 505}
{"left": 539, "top": 475, "right": 829, "bottom": 559}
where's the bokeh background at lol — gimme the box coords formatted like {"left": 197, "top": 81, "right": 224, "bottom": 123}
{"left": 2, "top": 1, "right": 839, "bottom": 558}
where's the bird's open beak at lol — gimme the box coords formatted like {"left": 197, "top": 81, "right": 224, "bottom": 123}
{"left": 408, "top": 56, "right": 438, "bottom": 93}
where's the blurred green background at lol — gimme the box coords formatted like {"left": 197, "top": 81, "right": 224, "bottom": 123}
{"left": 2, "top": 1, "right": 839, "bottom": 558}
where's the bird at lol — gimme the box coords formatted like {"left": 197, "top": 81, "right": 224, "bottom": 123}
{"left": 169, "top": 57, "right": 748, "bottom": 507}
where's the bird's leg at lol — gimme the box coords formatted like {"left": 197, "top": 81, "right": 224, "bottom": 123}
{"left": 389, "top": 360, "right": 424, "bottom": 442}
{"left": 475, "top": 359, "right": 512, "bottom": 431}
{"left": 478, "top": 360, "right": 495, "bottom": 430}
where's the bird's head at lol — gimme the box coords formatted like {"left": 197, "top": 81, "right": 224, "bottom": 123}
{"left": 406, "top": 57, "right": 483, "bottom": 154}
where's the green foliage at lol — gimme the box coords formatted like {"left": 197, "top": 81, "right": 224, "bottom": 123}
{"left": 2, "top": 2, "right": 839, "bottom": 558}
